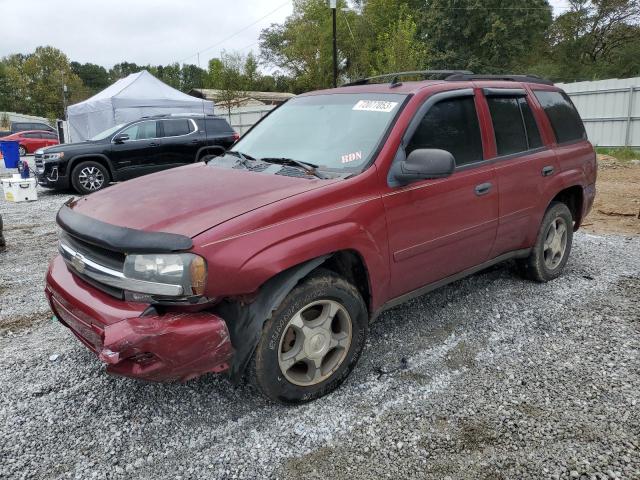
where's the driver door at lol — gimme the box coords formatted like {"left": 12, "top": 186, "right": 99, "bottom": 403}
{"left": 382, "top": 90, "right": 499, "bottom": 299}
{"left": 110, "top": 120, "right": 162, "bottom": 179}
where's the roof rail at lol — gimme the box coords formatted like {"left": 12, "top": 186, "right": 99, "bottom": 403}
{"left": 445, "top": 73, "right": 554, "bottom": 86}
{"left": 343, "top": 70, "right": 474, "bottom": 87}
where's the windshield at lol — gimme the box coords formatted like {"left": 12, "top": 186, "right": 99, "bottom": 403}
{"left": 232, "top": 93, "right": 406, "bottom": 172}
{"left": 89, "top": 123, "right": 126, "bottom": 141}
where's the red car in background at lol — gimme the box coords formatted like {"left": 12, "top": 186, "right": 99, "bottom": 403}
{"left": 0, "top": 130, "right": 59, "bottom": 156}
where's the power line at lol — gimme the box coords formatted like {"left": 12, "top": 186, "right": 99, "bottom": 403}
{"left": 178, "top": 1, "right": 290, "bottom": 64}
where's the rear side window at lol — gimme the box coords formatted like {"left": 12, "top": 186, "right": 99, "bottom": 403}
{"left": 205, "top": 118, "right": 233, "bottom": 135}
{"left": 407, "top": 96, "right": 483, "bottom": 166}
{"left": 487, "top": 96, "right": 543, "bottom": 155}
{"left": 533, "top": 91, "right": 586, "bottom": 144}
{"left": 23, "top": 132, "right": 40, "bottom": 138}
{"left": 161, "top": 119, "right": 192, "bottom": 137}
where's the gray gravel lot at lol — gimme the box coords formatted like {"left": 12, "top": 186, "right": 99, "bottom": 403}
{"left": 0, "top": 184, "right": 639, "bottom": 480}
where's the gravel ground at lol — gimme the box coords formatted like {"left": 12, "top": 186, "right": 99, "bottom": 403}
{"left": 0, "top": 183, "right": 639, "bottom": 480}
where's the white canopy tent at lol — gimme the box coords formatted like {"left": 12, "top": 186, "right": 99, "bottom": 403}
{"left": 67, "top": 70, "right": 214, "bottom": 142}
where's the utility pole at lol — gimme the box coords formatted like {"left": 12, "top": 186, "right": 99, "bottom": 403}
{"left": 330, "top": 0, "right": 337, "bottom": 88}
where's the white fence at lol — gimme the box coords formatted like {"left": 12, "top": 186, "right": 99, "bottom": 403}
{"left": 217, "top": 105, "right": 275, "bottom": 136}
{"left": 557, "top": 77, "right": 640, "bottom": 148}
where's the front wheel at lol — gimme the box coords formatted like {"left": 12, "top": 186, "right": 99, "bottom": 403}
{"left": 519, "top": 201, "right": 573, "bottom": 282}
{"left": 250, "top": 269, "right": 368, "bottom": 404}
{"left": 71, "top": 161, "right": 110, "bottom": 194}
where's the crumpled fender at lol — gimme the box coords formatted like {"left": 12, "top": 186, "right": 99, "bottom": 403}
{"left": 215, "top": 255, "right": 330, "bottom": 382}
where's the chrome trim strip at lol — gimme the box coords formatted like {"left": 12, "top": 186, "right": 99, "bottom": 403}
{"left": 59, "top": 242, "right": 183, "bottom": 296}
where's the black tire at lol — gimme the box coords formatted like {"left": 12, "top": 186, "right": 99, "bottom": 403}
{"left": 250, "top": 269, "right": 368, "bottom": 404}
{"left": 518, "top": 201, "right": 573, "bottom": 282}
{"left": 71, "top": 161, "right": 110, "bottom": 195}
{"left": 18, "top": 145, "right": 27, "bottom": 156}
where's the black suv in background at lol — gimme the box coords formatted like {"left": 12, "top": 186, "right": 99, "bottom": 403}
{"left": 35, "top": 114, "right": 238, "bottom": 194}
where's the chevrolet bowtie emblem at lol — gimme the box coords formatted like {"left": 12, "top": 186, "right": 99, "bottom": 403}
{"left": 71, "top": 253, "right": 86, "bottom": 274}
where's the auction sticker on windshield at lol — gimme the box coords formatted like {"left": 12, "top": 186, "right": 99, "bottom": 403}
{"left": 352, "top": 100, "right": 398, "bottom": 113}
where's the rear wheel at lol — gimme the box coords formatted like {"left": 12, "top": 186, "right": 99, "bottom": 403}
{"left": 519, "top": 201, "right": 573, "bottom": 282}
{"left": 71, "top": 161, "right": 110, "bottom": 195}
{"left": 18, "top": 145, "right": 26, "bottom": 156}
{"left": 250, "top": 269, "right": 368, "bottom": 404}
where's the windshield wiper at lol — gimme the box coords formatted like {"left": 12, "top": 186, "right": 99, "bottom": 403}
{"left": 260, "top": 157, "right": 328, "bottom": 179}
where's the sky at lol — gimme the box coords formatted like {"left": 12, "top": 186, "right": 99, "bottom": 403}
{"left": 2, "top": 0, "right": 569, "bottom": 69}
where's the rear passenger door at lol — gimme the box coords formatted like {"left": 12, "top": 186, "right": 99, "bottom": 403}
{"left": 482, "top": 88, "right": 560, "bottom": 257}
{"left": 157, "top": 118, "right": 200, "bottom": 169}
{"left": 382, "top": 90, "right": 499, "bottom": 298}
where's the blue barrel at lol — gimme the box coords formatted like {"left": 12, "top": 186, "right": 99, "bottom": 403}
{"left": 0, "top": 141, "right": 20, "bottom": 168}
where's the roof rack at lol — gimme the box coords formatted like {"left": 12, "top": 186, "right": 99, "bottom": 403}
{"left": 444, "top": 73, "right": 554, "bottom": 85}
{"left": 343, "top": 70, "right": 474, "bottom": 87}
{"left": 341, "top": 70, "right": 554, "bottom": 87}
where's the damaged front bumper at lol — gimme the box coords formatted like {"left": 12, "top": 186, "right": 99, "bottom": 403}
{"left": 45, "top": 256, "right": 233, "bottom": 382}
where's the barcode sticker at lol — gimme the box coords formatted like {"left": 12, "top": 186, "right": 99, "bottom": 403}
{"left": 352, "top": 100, "right": 398, "bottom": 113}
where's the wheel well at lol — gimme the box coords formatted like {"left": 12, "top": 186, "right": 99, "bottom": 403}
{"left": 321, "top": 250, "right": 372, "bottom": 316}
{"left": 197, "top": 146, "right": 225, "bottom": 161}
{"left": 551, "top": 186, "right": 584, "bottom": 229}
{"left": 69, "top": 157, "right": 112, "bottom": 180}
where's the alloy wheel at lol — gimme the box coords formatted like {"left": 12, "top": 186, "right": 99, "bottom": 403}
{"left": 278, "top": 299, "right": 352, "bottom": 386}
{"left": 78, "top": 166, "right": 105, "bottom": 191}
{"left": 543, "top": 216, "right": 568, "bottom": 269}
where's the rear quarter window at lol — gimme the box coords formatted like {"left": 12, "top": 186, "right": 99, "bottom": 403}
{"left": 533, "top": 90, "right": 586, "bottom": 144}
{"left": 205, "top": 118, "right": 233, "bottom": 135}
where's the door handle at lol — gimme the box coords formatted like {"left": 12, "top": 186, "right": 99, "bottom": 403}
{"left": 474, "top": 182, "right": 492, "bottom": 196}
{"left": 149, "top": 142, "right": 160, "bottom": 147}
{"left": 542, "top": 165, "right": 554, "bottom": 177}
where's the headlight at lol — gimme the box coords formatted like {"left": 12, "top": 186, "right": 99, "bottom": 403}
{"left": 123, "top": 253, "right": 207, "bottom": 297}
{"left": 44, "top": 152, "right": 64, "bottom": 161}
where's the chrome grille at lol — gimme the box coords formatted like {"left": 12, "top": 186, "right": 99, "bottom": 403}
{"left": 35, "top": 153, "right": 44, "bottom": 171}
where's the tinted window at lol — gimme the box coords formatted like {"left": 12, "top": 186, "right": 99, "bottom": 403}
{"left": 407, "top": 96, "right": 483, "bottom": 166}
{"left": 205, "top": 118, "right": 233, "bottom": 134}
{"left": 121, "top": 121, "right": 158, "bottom": 140}
{"left": 43, "top": 133, "right": 58, "bottom": 140}
{"left": 519, "top": 97, "right": 542, "bottom": 148}
{"left": 533, "top": 91, "right": 586, "bottom": 144}
{"left": 161, "top": 119, "right": 191, "bottom": 137}
{"left": 23, "top": 132, "right": 40, "bottom": 138}
{"left": 487, "top": 97, "right": 528, "bottom": 155}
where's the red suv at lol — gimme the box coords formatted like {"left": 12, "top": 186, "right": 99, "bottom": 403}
{"left": 0, "top": 130, "right": 59, "bottom": 156}
{"left": 45, "top": 71, "right": 596, "bottom": 403}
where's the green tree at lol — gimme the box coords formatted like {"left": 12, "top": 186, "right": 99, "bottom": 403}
{"left": 180, "top": 64, "right": 207, "bottom": 92}
{"left": 244, "top": 52, "right": 260, "bottom": 90}
{"left": 70, "top": 62, "right": 110, "bottom": 95}
{"left": 109, "top": 62, "right": 144, "bottom": 81}
{"left": 420, "top": 0, "right": 553, "bottom": 73}
{"left": 540, "top": 0, "right": 640, "bottom": 81}
{"left": 12, "top": 46, "right": 85, "bottom": 119}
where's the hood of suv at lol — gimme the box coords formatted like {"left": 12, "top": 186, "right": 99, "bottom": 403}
{"left": 69, "top": 163, "right": 339, "bottom": 238}
{"left": 44, "top": 139, "right": 106, "bottom": 154}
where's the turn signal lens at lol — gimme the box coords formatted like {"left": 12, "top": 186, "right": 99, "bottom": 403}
{"left": 189, "top": 255, "right": 207, "bottom": 295}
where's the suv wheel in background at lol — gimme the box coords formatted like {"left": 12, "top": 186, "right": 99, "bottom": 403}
{"left": 250, "top": 269, "right": 368, "bottom": 404}
{"left": 519, "top": 201, "right": 573, "bottom": 282}
{"left": 71, "top": 161, "right": 110, "bottom": 195}
{"left": 18, "top": 145, "right": 27, "bottom": 156}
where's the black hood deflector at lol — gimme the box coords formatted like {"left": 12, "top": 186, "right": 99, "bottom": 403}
{"left": 56, "top": 202, "right": 193, "bottom": 253}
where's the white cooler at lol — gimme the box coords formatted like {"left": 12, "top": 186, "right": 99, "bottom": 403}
{"left": 2, "top": 175, "right": 38, "bottom": 202}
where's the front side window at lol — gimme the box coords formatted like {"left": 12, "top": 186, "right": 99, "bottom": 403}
{"left": 407, "top": 96, "right": 483, "bottom": 166}
{"left": 533, "top": 90, "right": 586, "bottom": 144}
{"left": 231, "top": 93, "right": 406, "bottom": 172}
{"left": 161, "top": 119, "right": 192, "bottom": 137}
{"left": 120, "top": 121, "right": 158, "bottom": 141}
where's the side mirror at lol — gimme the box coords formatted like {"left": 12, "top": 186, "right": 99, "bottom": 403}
{"left": 393, "top": 148, "right": 455, "bottom": 185}
{"left": 113, "top": 133, "right": 129, "bottom": 144}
